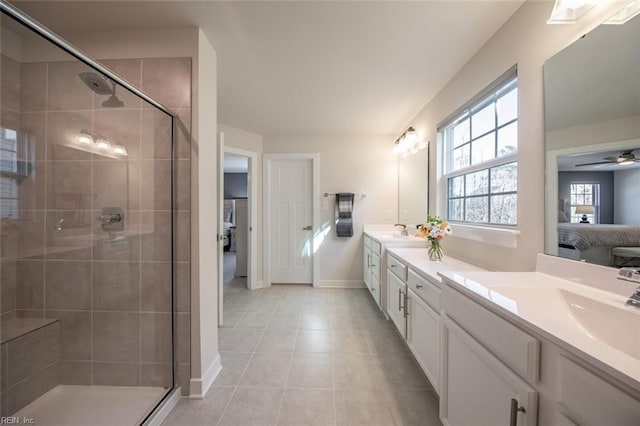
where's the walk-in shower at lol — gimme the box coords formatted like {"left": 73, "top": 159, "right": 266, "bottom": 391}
{"left": 0, "top": 3, "right": 180, "bottom": 424}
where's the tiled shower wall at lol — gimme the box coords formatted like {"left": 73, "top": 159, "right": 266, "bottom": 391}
{"left": 0, "top": 54, "right": 192, "bottom": 396}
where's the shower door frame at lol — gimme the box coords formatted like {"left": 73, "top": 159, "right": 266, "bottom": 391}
{"left": 0, "top": 1, "right": 180, "bottom": 423}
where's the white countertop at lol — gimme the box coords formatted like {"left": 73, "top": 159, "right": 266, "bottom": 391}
{"left": 386, "top": 247, "right": 486, "bottom": 286}
{"left": 438, "top": 269, "right": 640, "bottom": 391}
{"left": 363, "top": 225, "right": 427, "bottom": 247}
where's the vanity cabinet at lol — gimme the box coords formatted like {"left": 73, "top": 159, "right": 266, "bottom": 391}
{"left": 406, "top": 288, "right": 440, "bottom": 393}
{"left": 363, "top": 236, "right": 381, "bottom": 306}
{"left": 441, "top": 314, "right": 538, "bottom": 426}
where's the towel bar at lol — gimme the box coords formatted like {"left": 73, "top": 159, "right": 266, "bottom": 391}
{"left": 323, "top": 192, "right": 367, "bottom": 198}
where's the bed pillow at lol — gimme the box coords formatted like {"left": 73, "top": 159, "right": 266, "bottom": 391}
{"left": 558, "top": 210, "right": 569, "bottom": 223}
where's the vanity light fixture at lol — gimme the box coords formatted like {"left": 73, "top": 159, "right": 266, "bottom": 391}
{"left": 393, "top": 127, "right": 428, "bottom": 156}
{"left": 604, "top": 0, "right": 640, "bottom": 24}
{"left": 95, "top": 139, "right": 111, "bottom": 151}
{"left": 547, "top": 0, "right": 598, "bottom": 23}
{"left": 111, "top": 144, "right": 128, "bottom": 156}
{"left": 75, "top": 131, "right": 94, "bottom": 146}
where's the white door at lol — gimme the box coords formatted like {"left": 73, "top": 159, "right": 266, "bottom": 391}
{"left": 269, "top": 158, "right": 313, "bottom": 284}
{"left": 217, "top": 132, "right": 224, "bottom": 326}
{"left": 407, "top": 290, "right": 440, "bottom": 394}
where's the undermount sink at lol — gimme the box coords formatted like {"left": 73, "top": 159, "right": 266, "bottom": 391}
{"left": 492, "top": 286, "right": 640, "bottom": 359}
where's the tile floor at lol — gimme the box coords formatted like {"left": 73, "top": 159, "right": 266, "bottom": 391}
{"left": 162, "top": 283, "right": 441, "bottom": 426}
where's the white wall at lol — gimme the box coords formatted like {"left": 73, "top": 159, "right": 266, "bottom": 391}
{"left": 614, "top": 168, "right": 640, "bottom": 225}
{"left": 191, "top": 28, "right": 219, "bottom": 396}
{"left": 404, "top": 1, "right": 611, "bottom": 271}
{"left": 219, "top": 124, "right": 265, "bottom": 284}
{"left": 263, "top": 135, "right": 397, "bottom": 286}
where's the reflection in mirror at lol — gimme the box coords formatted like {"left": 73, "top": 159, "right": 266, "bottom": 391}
{"left": 398, "top": 144, "right": 428, "bottom": 227}
{"left": 544, "top": 13, "right": 640, "bottom": 268}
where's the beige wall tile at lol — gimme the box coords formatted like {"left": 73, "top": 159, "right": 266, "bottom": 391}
{"left": 47, "top": 61, "right": 93, "bottom": 111}
{"left": 46, "top": 111, "right": 93, "bottom": 161}
{"left": 45, "top": 261, "right": 91, "bottom": 310}
{"left": 176, "top": 313, "right": 190, "bottom": 364}
{"left": 20, "top": 63, "right": 47, "bottom": 112}
{"left": 94, "top": 109, "right": 141, "bottom": 160}
{"left": 92, "top": 362, "right": 140, "bottom": 386}
{"left": 7, "top": 322, "right": 59, "bottom": 386}
{"left": 140, "top": 108, "right": 173, "bottom": 160}
{"left": 140, "top": 211, "right": 171, "bottom": 261}
{"left": 1, "top": 55, "right": 20, "bottom": 110}
{"left": 93, "top": 261, "right": 140, "bottom": 311}
{"left": 141, "top": 313, "right": 172, "bottom": 363}
{"left": 45, "top": 211, "right": 92, "bottom": 261}
{"left": 140, "top": 363, "right": 172, "bottom": 388}
{"left": 46, "top": 310, "right": 91, "bottom": 361}
{"left": 93, "top": 312, "right": 140, "bottom": 362}
{"left": 140, "top": 262, "right": 172, "bottom": 312}
{"left": 16, "top": 210, "right": 45, "bottom": 260}
{"left": 1, "top": 261, "right": 16, "bottom": 314}
{"left": 93, "top": 160, "right": 141, "bottom": 211}
{"left": 96, "top": 59, "right": 142, "bottom": 110}
{"left": 141, "top": 58, "right": 191, "bottom": 109}
{"left": 141, "top": 160, "right": 171, "bottom": 211}
{"left": 7, "top": 363, "right": 58, "bottom": 414}
{"left": 58, "top": 360, "right": 91, "bottom": 385}
{"left": 20, "top": 112, "right": 46, "bottom": 163}
{"left": 46, "top": 160, "right": 92, "bottom": 210}
{"left": 93, "top": 210, "right": 141, "bottom": 261}
{"left": 16, "top": 261, "right": 43, "bottom": 310}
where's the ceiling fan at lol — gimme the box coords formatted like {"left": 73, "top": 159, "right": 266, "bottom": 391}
{"left": 575, "top": 150, "right": 640, "bottom": 167}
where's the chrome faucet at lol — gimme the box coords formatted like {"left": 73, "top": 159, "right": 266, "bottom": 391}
{"left": 394, "top": 223, "right": 408, "bottom": 236}
{"left": 56, "top": 218, "right": 64, "bottom": 231}
{"left": 618, "top": 267, "right": 640, "bottom": 309}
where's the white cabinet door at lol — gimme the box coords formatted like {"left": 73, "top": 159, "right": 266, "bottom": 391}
{"left": 407, "top": 290, "right": 440, "bottom": 395}
{"left": 371, "top": 275, "right": 380, "bottom": 306}
{"left": 441, "top": 315, "right": 537, "bottom": 426}
{"left": 386, "top": 270, "right": 406, "bottom": 337}
{"left": 364, "top": 245, "right": 372, "bottom": 289}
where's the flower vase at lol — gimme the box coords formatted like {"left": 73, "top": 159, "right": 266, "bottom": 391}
{"left": 428, "top": 240, "right": 443, "bottom": 261}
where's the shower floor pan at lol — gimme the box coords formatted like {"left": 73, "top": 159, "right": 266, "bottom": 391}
{"left": 15, "top": 385, "right": 166, "bottom": 425}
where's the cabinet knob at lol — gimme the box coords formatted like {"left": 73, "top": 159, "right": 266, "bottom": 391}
{"left": 390, "top": 264, "right": 396, "bottom": 268}
{"left": 416, "top": 284, "right": 423, "bottom": 289}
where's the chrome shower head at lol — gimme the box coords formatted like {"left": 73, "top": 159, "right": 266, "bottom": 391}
{"left": 78, "top": 72, "right": 113, "bottom": 95}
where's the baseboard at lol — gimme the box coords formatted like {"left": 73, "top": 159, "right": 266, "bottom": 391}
{"left": 144, "top": 387, "right": 181, "bottom": 425}
{"left": 317, "top": 280, "right": 366, "bottom": 288}
{"left": 189, "top": 353, "right": 222, "bottom": 399}
{"left": 251, "top": 280, "right": 268, "bottom": 290}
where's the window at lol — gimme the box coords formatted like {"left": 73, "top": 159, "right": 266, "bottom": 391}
{"left": 569, "top": 183, "right": 599, "bottom": 223}
{"left": 441, "top": 70, "right": 518, "bottom": 226}
{"left": 0, "top": 127, "right": 20, "bottom": 219}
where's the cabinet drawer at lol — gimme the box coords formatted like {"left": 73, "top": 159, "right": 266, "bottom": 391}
{"left": 371, "top": 239, "right": 381, "bottom": 256}
{"left": 442, "top": 286, "right": 540, "bottom": 383}
{"left": 387, "top": 255, "right": 407, "bottom": 281}
{"left": 407, "top": 269, "right": 439, "bottom": 312}
{"left": 364, "top": 235, "right": 372, "bottom": 249}
{"left": 557, "top": 356, "right": 640, "bottom": 426}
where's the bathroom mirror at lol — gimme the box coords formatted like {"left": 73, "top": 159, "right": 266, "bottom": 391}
{"left": 398, "top": 145, "right": 429, "bottom": 226}
{"left": 544, "top": 12, "right": 640, "bottom": 267}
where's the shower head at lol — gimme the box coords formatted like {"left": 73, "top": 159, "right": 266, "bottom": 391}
{"left": 78, "top": 72, "right": 113, "bottom": 95}
{"left": 102, "top": 85, "right": 125, "bottom": 108}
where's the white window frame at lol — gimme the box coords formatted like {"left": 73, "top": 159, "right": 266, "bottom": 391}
{"left": 569, "top": 182, "right": 600, "bottom": 224}
{"left": 436, "top": 67, "right": 520, "bottom": 247}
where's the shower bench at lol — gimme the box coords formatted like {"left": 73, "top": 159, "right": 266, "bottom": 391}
{"left": 1, "top": 317, "right": 60, "bottom": 416}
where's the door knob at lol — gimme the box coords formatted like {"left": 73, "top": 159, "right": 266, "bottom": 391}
{"left": 302, "top": 225, "right": 313, "bottom": 230}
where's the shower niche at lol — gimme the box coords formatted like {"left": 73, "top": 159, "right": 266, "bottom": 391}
{"left": 0, "top": 3, "right": 189, "bottom": 424}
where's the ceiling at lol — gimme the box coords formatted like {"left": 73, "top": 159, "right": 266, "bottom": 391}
{"left": 11, "top": 1, "right": 523, "bottom": 137}
{"left": 558, "top": 148, "right": 640, "bottom": 171}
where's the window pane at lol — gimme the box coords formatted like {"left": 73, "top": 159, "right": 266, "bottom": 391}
{"left": 471, "top": 103, "right": 495, "bottom": 139}
{"left": 452, "top": 144, "right": 470, "bottom": 171}
{"left": 490, "top": 194, "right": 517, "bottom": 225}
{"left": 490, "top": 162, "right": 517, "bottom": 193}
{"left": 465, "top": 197, "right": 488, "bottom": 222}
{"left": 497, "top": 88, "right": 517, "bottom": 126}
{"left": 448, "top": 198, "right": 464, "bottom": 221}
{"left": 465, "top": 170, "right": 488, "bottom": 196}
{"left": 452, "top": 118, "right": 470, "bottom": 148}
{"left": 497, "top": 121, "right": 517, "bottom": 157}
{"left": 448, "top": 175, "right": 464, "bottom": 198}
{"left": 471, "top": 132, "right": 495, "bottom": 165}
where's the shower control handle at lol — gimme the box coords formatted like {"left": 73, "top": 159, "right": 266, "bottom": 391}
{"left": 97, "top": 213, "right": 122, "bottom": 225}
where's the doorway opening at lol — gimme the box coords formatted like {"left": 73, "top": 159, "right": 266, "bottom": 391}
{"left": 223, "top": 153, "right": 249, "bottom": 294}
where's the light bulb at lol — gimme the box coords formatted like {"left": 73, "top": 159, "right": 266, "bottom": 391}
{"left": 112, "top": 145, "right": 128, "bottom": 156}
{"left": 75, "top": 132, "right": 93, "bottom": 145}
{"left": 95, "top": 139, "right": 111, "bottom": 151}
